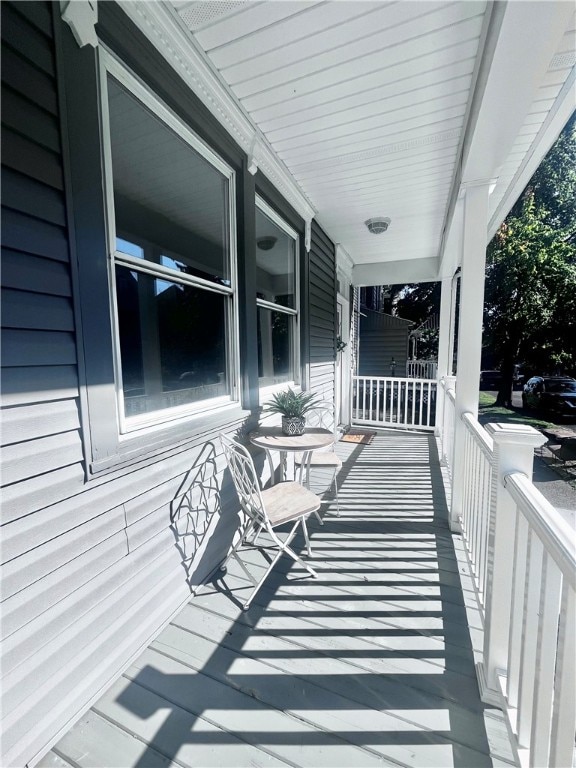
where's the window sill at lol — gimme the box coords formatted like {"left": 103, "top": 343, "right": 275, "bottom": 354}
{"left": 89, "top": 403, "right": 252, "bottom": 477}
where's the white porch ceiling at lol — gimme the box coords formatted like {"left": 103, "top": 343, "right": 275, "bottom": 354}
{"left": 158, "top": 1, "right": 576, "bottom": 280}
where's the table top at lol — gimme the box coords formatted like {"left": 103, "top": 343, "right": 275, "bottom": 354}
{"left": 249, "top": 426, "right": 334, "bottom": 452}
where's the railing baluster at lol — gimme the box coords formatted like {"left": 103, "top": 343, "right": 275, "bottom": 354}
{"left": 549, "top": 583, "right": 576, "bottom": 768}
{"left": 508, "top": 511, "right": 529, "bottom": 718}
{"left": 418, "top": 380, "right": 424, "bottom": 425}
{"left": 462, "top": 430, "right": 472, "bottom": 544}
{"left": 530, "top": 552, "right": 562, "bottom": 768}
{"left": 517, "top": 531, "right": 544, "bottom": 749}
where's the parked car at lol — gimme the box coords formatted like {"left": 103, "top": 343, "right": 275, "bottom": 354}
{"left": 479, "top": 370, "right": 503, "bottom": 390}
{"left": 522, "top": 376, "right": 576, "bottom": 418}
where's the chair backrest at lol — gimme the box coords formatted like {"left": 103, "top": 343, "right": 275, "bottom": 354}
{"left": 220, "top": 433, "right": 268, "bottom": 529}
{"left": 306, "top": 400, "right": 337, "bottom": 438}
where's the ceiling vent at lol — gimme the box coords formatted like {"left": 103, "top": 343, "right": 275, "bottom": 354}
{"left": 365, "top": 217, "right": 391, "bottom": 234}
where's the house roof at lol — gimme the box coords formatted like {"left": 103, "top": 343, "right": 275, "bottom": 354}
{"left": 125, "top": 1, "right": 576, "bottom": 283}
{"left": 360, "top": 309, "right": 414, "bottom": 331}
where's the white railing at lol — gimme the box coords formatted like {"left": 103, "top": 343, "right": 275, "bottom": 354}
{"left": 406, "top": 359, "right": 437, "bottom": 379}
{"left": 460, "top": 413, "right": 493, "bottom": 609}
{"left": 498, "top": 473, "right": 575, "bottom": 768}
{"left": 352, "top": 376, "right": 437, "bottom": 430}
{"left": 438, "top": 395, "right": 576, "bottom": 768}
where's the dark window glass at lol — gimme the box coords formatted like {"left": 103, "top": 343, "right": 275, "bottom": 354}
{"left": 108, "top": 76, "right": 230, "bottom": 285}
{"left": 255, "top": 207, "right": 295, "bottom": 307}
{"left": 116, "top": 266, "right": 228, "bottom": 417}
{"left": 257, "top": 306, "right": 294, "bottom": 386}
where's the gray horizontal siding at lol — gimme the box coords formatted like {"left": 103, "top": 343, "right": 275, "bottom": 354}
{"left": 359, "top": 329, "right": 410, "bottom": 377}
{"left": 2, "top": 168, "right": 68, "bottom": 225}
{"left": 308, "top": 222, "right": 336, "bottom": 402}
{"left": 1, "top": 43, "right": 59, "bottom": 114}
{"left": 1, "top": 365, "right": 79, "bottom": 406}
{"left": 1, "top": 206, "right": 68, "bottom": 258}
{"left": 1, "top": 399, "right": 80, "bottom": 446}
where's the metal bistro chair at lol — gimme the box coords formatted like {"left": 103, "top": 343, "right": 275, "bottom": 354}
{"left": 220, "top": 433, "right": 320, "bottom": 610}
{"left": 294, "top": 401, "right": 342, "bottom": 517}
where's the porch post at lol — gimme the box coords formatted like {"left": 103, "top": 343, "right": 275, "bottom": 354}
{"left": 477, "top": 423, "right": 547, "bottom": 705}
{"left": 434, "top": 276, "right": 454, "bottom": 436}
{"left": 449, "top": 182, "right": 490, "bottom": 531}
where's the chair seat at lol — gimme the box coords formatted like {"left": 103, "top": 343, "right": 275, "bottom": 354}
{"left": 294, "top": 451, "right": 342, "bottom": 468}
{"left": 261, "top": 481, "right": 321, "bottom": 526}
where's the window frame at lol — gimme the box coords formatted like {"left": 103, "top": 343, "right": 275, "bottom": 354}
{"left": 255, "top": 195, "right": 300, "bottom": 397}
{"left": 99, "top": 49, "right": 240, "bottom": 437}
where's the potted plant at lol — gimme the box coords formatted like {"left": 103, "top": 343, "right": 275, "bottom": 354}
{"left": 263, "top": 388, "right": 321, "bottom": 436}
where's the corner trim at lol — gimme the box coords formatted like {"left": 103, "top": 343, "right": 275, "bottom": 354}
{"left": 61, "top": 0, "right": 98, "bottom": 47}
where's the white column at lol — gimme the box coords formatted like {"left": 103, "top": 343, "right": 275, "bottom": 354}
{"left": 450, "top": 182, "right": 490, "bottom": 531}
{"left": 477, "top": 423, "right": 546, "bottom": 706}
{"left": 434, "top": 276, "right": 454, "bottom": 436}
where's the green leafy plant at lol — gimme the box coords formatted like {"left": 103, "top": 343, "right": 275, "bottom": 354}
{"left": 263, "top": 388, "right": 321, "bottom": 418}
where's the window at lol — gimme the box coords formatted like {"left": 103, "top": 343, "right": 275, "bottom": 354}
{"left": 255, "top": 198, "right": 299, "bottom": 390}
{"left": 100, "top": 53, "right": 238, "bottom": 433}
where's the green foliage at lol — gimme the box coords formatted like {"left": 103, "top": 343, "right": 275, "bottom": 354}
{"left": 263, "top": 388, "right": 321, "bottom": 418}
{"left": 484, "top": 113, "right": 576, "bottom": 402}
{"left": 389, "top": 282, "right": 441, "bottom": 359}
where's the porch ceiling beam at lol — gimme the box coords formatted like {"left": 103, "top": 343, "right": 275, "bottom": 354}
{"left": 487, "top": 64, "right": 576, "bottom": 240}
{"left": 352, "top": 257, "right": 438, "bottom": 287}
{"left": 439, "top": 1, "right": 573, "bottom": 276}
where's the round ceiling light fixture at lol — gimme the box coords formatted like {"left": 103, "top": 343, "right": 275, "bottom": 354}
{"left": 257, "top": 236, "right": 277, "bottom": 251}
{"left": 365, "top": 217, "right": 391, "bottom": 234}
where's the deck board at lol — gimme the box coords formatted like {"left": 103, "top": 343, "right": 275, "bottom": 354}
{"left": 51, "top": 431, "right": 516, "bottom": 768}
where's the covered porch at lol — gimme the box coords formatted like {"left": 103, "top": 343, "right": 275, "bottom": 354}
{"left": 43, "top": 430, "right": 516, "bottom": 768}
{"left": 2, "top": 2, "right": 575, "bottom": 767}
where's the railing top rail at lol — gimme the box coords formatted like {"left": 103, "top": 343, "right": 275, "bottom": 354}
{"left": 353, "top": 376, "right": 437, "bottom": 385}
{"left": 462, "top": 411, "right": 494, "bottom": 458}
{"left": 505, "top": 471, "right": 576, "bottom": 587}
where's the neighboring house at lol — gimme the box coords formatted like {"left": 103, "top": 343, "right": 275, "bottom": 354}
{"left": 1, "top": 1, "right": 574, "bottom": 766}
{"left": 358, "top": 310, "right": 413, "bottom": 377}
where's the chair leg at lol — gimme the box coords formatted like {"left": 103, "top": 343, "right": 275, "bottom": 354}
{"left": 241, "top": 519, "right": 317, "bottom": 610}
{"left": 313, "top": 508, "right": 324, "bottom": 525}
{"left": 301, "top": 517, "right": 312, "bottom": 557}
{"left": 333, "top": 472, "right": 340, "bottom": 517}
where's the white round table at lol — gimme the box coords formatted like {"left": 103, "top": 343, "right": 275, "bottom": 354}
{"left": 249, "top": 426, "right": 334, "bottom": 485}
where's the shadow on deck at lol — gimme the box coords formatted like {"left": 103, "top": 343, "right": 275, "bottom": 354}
{"left": 45, "top": 431, "right": 516, "bottom": 768}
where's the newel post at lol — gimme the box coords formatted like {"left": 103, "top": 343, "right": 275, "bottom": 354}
{"left": 440, "top": 375, "right": 456, "bottom": 467}
{"left": 477, "top": 423, "right": 547, "bottom": 706}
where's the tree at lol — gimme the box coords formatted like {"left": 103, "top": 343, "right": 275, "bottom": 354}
{"left": 394, "top": 282, "right": 441, "bottom": 360}
{"left": 484, "top": 113, "right": 576, "bottom": 406}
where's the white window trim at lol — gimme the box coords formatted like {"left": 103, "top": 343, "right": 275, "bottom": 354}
{"left": 256, "top": 195, "right": 300, "bottom": 397}
{"left": 98, "top": 49, "right": 240, "bottom": 436}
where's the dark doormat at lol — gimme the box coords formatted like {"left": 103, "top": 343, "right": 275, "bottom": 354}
{"left": 339, "top": 429, "right": 376, "bottom": 445}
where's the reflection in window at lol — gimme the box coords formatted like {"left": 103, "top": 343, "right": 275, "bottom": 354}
{"left": 255, "top": 199, "right": 298, "bottom": 387}
{"left": 105, "top": 70, "right": 236, "bottom": 427}
{"left": 255, "top": 207, "right": 295, "bottom": 307}
{"left": 257, "top": 306, "right": 294, "bottom": 386}
{"left": 116, "top": 266, "right": 228, "bottom": 417}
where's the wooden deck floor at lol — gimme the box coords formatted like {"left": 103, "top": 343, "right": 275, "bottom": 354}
{"left": 42, "top": 431, "right": 516, "bottom": 768}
